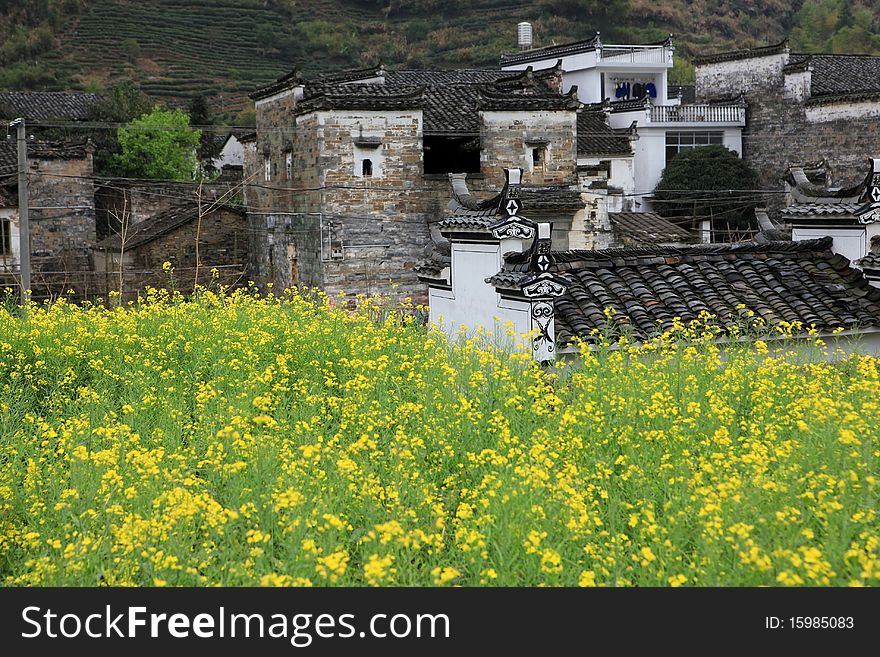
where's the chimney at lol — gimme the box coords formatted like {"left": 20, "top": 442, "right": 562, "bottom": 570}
{"left": 517, "top": 22, "right": 533, "bottom": 50}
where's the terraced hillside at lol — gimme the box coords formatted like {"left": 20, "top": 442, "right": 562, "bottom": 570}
{"left": 8, "top": 0, "right": 873, "bottom": 111}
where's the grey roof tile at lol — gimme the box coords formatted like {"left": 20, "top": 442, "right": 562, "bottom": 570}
{"left": 0, "top": 140, "right": 91, "bottom": 178}
{"left": 0, "top": 91, "right": 102, "bottom": 121}
{"left": 609, "top": 212, "right": 694, "bottom": 243}
{"left": 577, "top": 110, "right": 631, "bottom": 156}
{"left": 781, "top": 203, "right": 862, "bottom": 216}
{"left": 495, "top": 238, "right": 880, "bottom": 342}
{"left": 95, "top": 202, "right": 244, "bottom": 251}
{"left": 804, "top": 54, "right": 880, "bottom": 97}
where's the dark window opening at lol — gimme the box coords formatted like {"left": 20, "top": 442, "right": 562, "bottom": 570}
{"left": 362, "top": 159, "right": 373, "bottom": 177}
{"left": 0, "top": 219, "right": 10, "bottom": 255}
{"left": 423, "top": 136, "right": 480, "bottom": 175}
{"left": 532, "top": 147, "right": 545, "bottom": 167}
{"left": 665, "top": 131, "right": 724, "bottom": 164}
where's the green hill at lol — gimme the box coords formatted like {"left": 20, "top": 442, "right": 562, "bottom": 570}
{"left": 2, "top": 0, "right": 878, "bottom": 115}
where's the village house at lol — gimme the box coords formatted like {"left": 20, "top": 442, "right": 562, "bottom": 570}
{"left": 422, "top": 168, "right": 880, "bottom": 360}
{"left": 245, "top": 63, "right": 595, "bottom": 299}
{"left": 0, "top": 138, "right": 97, "bottom": 300}
{"left": 501, "top": 25, "right": 746, "bottom": 211}
{"left": 93, "top": 201, "right": 248, "bottom": 299}
{"left": 694, "top": 40, "right": 880, "bottom": 218}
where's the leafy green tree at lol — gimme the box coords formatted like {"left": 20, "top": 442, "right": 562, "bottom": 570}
{"left": 653, "top": 145, "right": 761, "bottom": 233}
{"left": 85, "top": 81, "right": 153, "bottom": 175}
{"left": 113, "top": 107, "right": 201, "bottom": 180}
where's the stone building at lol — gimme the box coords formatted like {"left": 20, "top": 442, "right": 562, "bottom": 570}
{"left": 245, "top": 65, "right": 588, "bottom": 299}
{"left": 694, "top": 40, "right": 880, "bottom": 217}
{"left": 93, "top": 202, "right": 248, "bottom": 299}
{"left": 0, "top": 139, "right": 97, "bottom": 300}
{"left": 94, "top": 177, "right": 246, "bottom": 244}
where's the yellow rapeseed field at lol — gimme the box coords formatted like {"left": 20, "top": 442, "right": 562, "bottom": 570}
{"left": 0, "top": 285, "right": 877, "bottom": 586}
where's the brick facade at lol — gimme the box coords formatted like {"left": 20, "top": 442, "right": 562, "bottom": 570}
{"left": 0, "top": 142, "right": 98, "bottom": 300}
{"left": 695, "top": 46, "right": 880, "bottom": 218}
{"left": 94, "top": 205, "right": 248, "bottom": 299}
{"left": 246, "top": 71, "right": 583, "bottom": 300}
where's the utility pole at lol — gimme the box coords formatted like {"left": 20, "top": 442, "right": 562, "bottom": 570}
{"left": 10, "top": 118, "right": 30, "bottom": 305}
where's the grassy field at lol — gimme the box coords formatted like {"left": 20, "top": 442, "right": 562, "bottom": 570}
{"left": 0, "top": 286, "right": 878, "bottom": 586}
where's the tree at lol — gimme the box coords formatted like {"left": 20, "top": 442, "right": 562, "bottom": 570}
{"left": 113, "top": 107, "right": 201, "bottom": 180}
{"left": 653, "top": 145, "right": 761, "bottom": 236}
{"left": 188, "top": 94, "right": 222, "bottom": 164}
{"left": 86, "top": 80, "right": 153, "bottom": 175}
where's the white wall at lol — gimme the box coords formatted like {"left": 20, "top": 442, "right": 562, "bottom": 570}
{"left": 563, "top": 69, "right": 602, "bottom": 102}
{"left": 632, "top": 127, "right": 667, "bottom": 206}
{"left": 695, "top": 53, "right": 787, "bottom": 100}
{"left": 214, "top": 136, "right": 244, "bottom": 169}
{"left": 792, "top": 226, "right": 866, "bottom": 263}
{"left": 428, "top": 241, "right": 531, "bottom": 342}
{"left": 805, "top": 99, "right": 880, "bottom": 123}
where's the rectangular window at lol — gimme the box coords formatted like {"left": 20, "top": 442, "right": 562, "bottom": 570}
{"left": 665, "top": 131, "right": 724, "bottom": 164}
{"left": 264, "top": 155, "right": 271, "bottom": 182}
{"left": 423, "top": 136, "right": 480, "bottom": 175}
{"left": 532, "top": 147, "right": 545, "bottom": 167}
{"left": 0, "top": 219, "right": 9, "bottom": 255}
{"left": 285, "top": 152, "right": 292, "bottom": 181}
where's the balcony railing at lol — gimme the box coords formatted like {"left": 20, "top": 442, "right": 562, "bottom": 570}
{"left": 650, "top": 104, "right": 745, "bottom": 124}
{"left": 599, "top": 45, "right": 672, "bottom": 64}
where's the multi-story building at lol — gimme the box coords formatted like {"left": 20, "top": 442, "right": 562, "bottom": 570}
{"left": 245, "top": 65, "right": 590, "bottom": 299}
{"left": 500, "top": 28, "right": 745, "bottom": 210}
{"left": 694, "top": 40, "right": 880, "bottom": 217}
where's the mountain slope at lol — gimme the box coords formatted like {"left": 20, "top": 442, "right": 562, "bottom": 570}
{"left": 2, "top": 0, "right": 877, "bottom": 113}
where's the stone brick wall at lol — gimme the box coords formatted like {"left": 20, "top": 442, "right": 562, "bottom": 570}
{"left": 696, "top": 53, "right": 880, "bottom": 218}
{"left": 24, "top": 153, "right": 98, "bottom": 298}
{"left": 97, "top": 207, "right": 248, "bottom": 299}
{"left": 481, "top": 110, "right": 578, "bottom": 186}
{"left": 245, "top": 93, "right": 581, "bottom": 300}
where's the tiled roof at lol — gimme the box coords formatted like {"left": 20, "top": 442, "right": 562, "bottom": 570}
{"left": 95, "top": 203, "right": 245, "bottom": 251}
{"left": 294, "top": 69, "right": 577, "bottom": 132}
{"left": 499, "top": 36, "right": 600, "bottom": 67}
{"left": 437, "top": 215, "right": 495, "bottom": 231}
{"left": 805, "top": 89, "right": 880, "bottom": 106}
{"left": 577, "top": 110, "right": 631, "bottom": 156}
{"left": 803, "top": 54, "right": 880, "bottom": 97}
{"left": 494, "top": 238, "right": 880, "bottom": 342}
{"left": 693, "top": 39, "right": 789, "bottom": 66}
{"left": 0, "top": 140, "right": 91, "bottom": 177}
{"left": 249, "top": 69, "right": 302, "bottom": 101}
{"left": 385, "top": 69, "right": 508, "bottom": 85}
{"left": 424, "top": 85, "right": 483, "bottom": 134}
{"left": 295, "top": 85, "right": 426, "bottom": 115}
{"left": 477, "top": 86, "right": 580, "bottom": 112}
{"left": 439, "top": 185, "right": 583, "bottom": 230}
{"left": 781, "top": 203, "right": 861, "bottom": 216}
{"left": 0, "top": 91, "right": 102, "bottom": 121}
{"left": 609, "top": 212, "right": 694, "bottom": 243}
{"left": 610, "top": 98, "right": 649, "bottom": 112}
